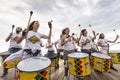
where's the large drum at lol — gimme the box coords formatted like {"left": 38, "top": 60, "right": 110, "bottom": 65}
{"left": 45, "top": 52, "right": 58, "bottom": 67}
{"left": 4, "top": 59, "right": 21, "bottom": 68}
{"left": 91, "top": 53, "right": 111, "bottom": 72}
{"left": 0, "top": 51, "right": 11, "bottom": 61}
{"left": 109, "top": 50, "right": 120, "bottom": 64}
{"left": 17, "top": 57, "right": 51, "bottom": 80}
{"left": 68, "top": 53, "right": 91, "bottom": 76}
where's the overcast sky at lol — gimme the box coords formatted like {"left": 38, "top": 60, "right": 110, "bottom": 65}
{"left": 0, "top": 0, "right": 120, "bottom": 51}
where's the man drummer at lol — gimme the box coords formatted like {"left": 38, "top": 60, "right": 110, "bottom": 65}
{"left": 79, "top": 29, "right": 96, "bottom": 55}
{"left": 98, "top": 33, "right": 119, "bottom": 71}
{"left": 61, "top": 27, "right": 78, "bottom": 79}
{"left": 6, "top": 27, "right": 23, "bottom": 53}
{"left": 1, "top": 27, "right": 22, "bottom": 78}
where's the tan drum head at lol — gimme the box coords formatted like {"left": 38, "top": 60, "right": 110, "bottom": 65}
{"left": 17, "top": 57, "right": 51, "bottom": 72}
{"left": 92, "top": 53, "right": 111, "bottom": 59}
{"left": 68, "top": 52, "right": 89, "bottom": 58}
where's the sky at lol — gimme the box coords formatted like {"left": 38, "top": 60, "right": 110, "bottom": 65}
{"left": 0, "top": 0, "right": 120, "bottom": 52}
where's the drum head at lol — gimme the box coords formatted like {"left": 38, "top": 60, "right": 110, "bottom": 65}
{"left": 68, "top": 52, "right": 89, "bottom": 58}
{"left": 0, "top": 51, "right": 11, "bottom": 56}
{"left": 17, "top": 57, "right": 51, "bottom": 72}
{"left": 92, "top": 53, "right": 111, "bottom": 59}
{"left": 109, "top": 50, "right": 120, "bottom": 53}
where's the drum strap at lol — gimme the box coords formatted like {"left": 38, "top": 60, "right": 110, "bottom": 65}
{"left": 24, "top": 49, "right": 41, "bottom": 56}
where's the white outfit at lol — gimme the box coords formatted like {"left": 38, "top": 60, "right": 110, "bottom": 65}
{"left": 72, "top": 40, "right": 77, "bottom": 50}
{"left": 91, "top": 42, "right": 98, "bottom": 51}
{"left": 80, "top": 35, "right": 92, "bottom": 49}
{"left": 4, "top": 31, "right": 44, "bottom": 62}
{"left": 56, "top": 39, "right": 64, "bottom": 50}
{"left": 9, "top": 33, "right": 22, "bottom": 48}
{"left": 64, "top": 37, "right": 73, "bottom": 51}
{"left": 98, "top": 39, "right": 108, "bottom": 55}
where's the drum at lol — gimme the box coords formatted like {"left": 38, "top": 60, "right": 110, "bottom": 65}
{"left": 91, "top": 53, "right": 111, "bottom": 72}
{"left": 17, "top": 57, "right": 51, "bottom": 80}
{"left": 4, "top": 59, "right": 21, "bottom": 69}
{"left": 68, "top": 52, "right": 91, "bottom": 76}
{"left": 109, "top": 50, "right": 120, "bottom": 64}
{"left": 0, "top": 51, "right": 11, "bottom": 61}
{"left": 45, "top": 52, "right": 58, "bottom": 67}
{"left": 60, "top": 51, "right": 64, "bottom": 60}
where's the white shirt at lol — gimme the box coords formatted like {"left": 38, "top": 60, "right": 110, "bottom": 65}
{"left": 91, "top": 42, "right": 98, "bottom": 51}
{"left": 64, "top": 37, "right": 73, "bottom": 50}
{"left": 98, "top": 39, "right": 108, "bottom": 51}
{"left": 72, "top": 40, "right": 77, "bottom": 49}
{"left": 24, "top": 31, "right": 43, "bottom": 50}
{"left": 80, "top": 35, "right": 92, "bottom": 49}
{"left": 56, "top": 39, "right": 64, "bottom": 50}
{"left": 9, "top": 33, "right": 22, "bottom": 48}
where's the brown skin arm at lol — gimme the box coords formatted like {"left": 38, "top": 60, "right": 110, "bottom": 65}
{"left": 41, "top": 28, "right": 52, "bottom": 39}
{"left": 108, "top": 35, "right": 119, "bottom": 43}
{"left": 92, "top": 31, "right": 96, "bottom": 41}
{"left": 61, "top": 35, "right": 68, "bottom": 46}
{"left": 6, "top": 33, "right": 13, "bottom": 42}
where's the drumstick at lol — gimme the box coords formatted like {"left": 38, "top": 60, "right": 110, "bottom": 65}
{"left": 96, "top": 33, "right": 99, "bottom": 36}
{"left": 113, "top": 29, "right": 118, "bottom": 35}
{"left": 27, "top": 11, "right": 33, "bottom": 28}
{"left": 89, "top": 24, "right": 94, "bottom": 31}
{"left": 78, "top": 24, "right": 82, "bottom": 31}
{"left": 12, "top": 25, "right": 15, "bottom": 33}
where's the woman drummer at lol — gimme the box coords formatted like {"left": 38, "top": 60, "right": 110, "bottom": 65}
{"left": 61, "top": 27, "right": 78, "bottom": 79}
{"left": 98, "top": 33, "right": 119, "bottom": 70}
{"left": 1, "top": 27, "right": 22, "bottom": 78}
{"left": 1, "top": 21, "right": 52, "bottom": 78}
{"left": 79, "top": 29, "right": 96, "bottom": 56}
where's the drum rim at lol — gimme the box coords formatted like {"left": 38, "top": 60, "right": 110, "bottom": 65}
{"left": 17, "top": 57, "right": 51, "bottom": 72}
{"left": 91, "top": 53, "right": 111, "bottom": 59}
{"left": 0, "top": 51, "right": 11, "bottom": 56}
{"left": 68, "top": 53, "right": 89, "bottom": 58}
{"left": 109, "top": 50, "right": 120, "bottom": 53}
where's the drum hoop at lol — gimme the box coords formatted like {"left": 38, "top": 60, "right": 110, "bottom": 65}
{"left": 17, "top": 65, "right": 50, "bottom": 72}
{"left": 68, "top": 56, "right": 89, "bottom": 59}
{"left": 17, "top": 57, "right": 51, "bottom": 72}
{"left": 92, "top": 56, "right": 111, "bottom": 60}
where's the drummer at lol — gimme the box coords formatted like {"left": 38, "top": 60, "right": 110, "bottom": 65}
{"left": 98, "top": 33, "right": 119, "bottom": 55}
{"left": 79, "top": 29, "right": 96, "bottom": 56}
{"left": 97, "top": 33, "right": 119, "bottom": 70}
{"left": 6, "top": 27, "right": 22, "bottom": 53}
{"left": 55, "top": 35, "right": 64, "bottom": 68}
{"left": 0, "top": 27, "right": 22, "bottom": 78}
{"left": 61, "top": 27, "right": 78, "bottom": 79}
{"left": 1, "top": 21, "right": 52, "bottom": 78}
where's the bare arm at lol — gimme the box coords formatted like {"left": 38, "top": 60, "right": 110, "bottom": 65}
{"left": 41, "top": 28, "right": 52, "bottom": 39}
{"left": 61, "top": 35, "right": 67, "bottom": 46}
{"left": 92, "top": 31, "right": 96, "bottom": 41}
{"left": 108, "top": 35, "right": 119, "bottom": 43}
{"left": 5, "top": 33, "right": 13, "bottom": 42}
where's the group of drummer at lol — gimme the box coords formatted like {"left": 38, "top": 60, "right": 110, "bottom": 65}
{"left": 0, "top": 20, "right": 119, "bottom": 80}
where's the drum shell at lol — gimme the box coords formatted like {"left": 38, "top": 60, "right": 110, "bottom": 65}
{"left": 17, "top": 67, "right": 50, "bottom": 80}
{"left": 68, "top": 57, "right": 91, "bottom": 76}
{"left": 4, "top": 59, "right": 21, "bottom": 68}
{"left": 91, "top": 55, "right": 111, "bottom": 72}
{"left": 109, "top": 52, "right": 120, "bottom": 64}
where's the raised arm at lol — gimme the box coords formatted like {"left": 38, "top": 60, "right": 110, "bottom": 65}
{"left": 108, "top": 35, "right": 119, "bottom": 43}
{"left": 5, "top": 33, "right": 13, "bottom": 42}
